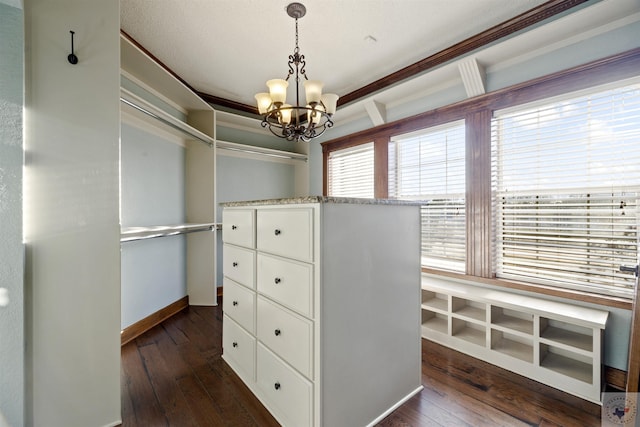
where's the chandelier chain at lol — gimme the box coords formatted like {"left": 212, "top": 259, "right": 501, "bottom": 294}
{"left": 295, "top": 18, "right": 299, "bottom": 53}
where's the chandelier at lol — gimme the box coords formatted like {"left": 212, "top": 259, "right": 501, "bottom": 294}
{"left": 254, "top": 3, "right": 339, "bottom": 142}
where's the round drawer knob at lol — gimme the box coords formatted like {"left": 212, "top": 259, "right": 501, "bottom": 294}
{"left": 232, "top": 262, "right": 238, "bottom": 267}
{"left": 274, "top": 229, "right": 281, "bottom": 236}
{"left": 231, "top": 225, "right": 237, "bottom": 230}
{"left": 274, "top": 277, "right": 281, "bottom": 284}
{"left": 232, "top": 301, "right": 238, "bottom": 306}
{"left": 232, "top": 342, "right": 238, "bottom": 348}
{"left": 274, "top": 382, "right": 281, "bottom": 390}
{"left": 274, "top": 329, "right": 281, "bottom": 336}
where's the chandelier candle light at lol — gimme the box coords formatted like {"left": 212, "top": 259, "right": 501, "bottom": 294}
{"left": 255, "top": 2, "right": 339, "bottom": 142}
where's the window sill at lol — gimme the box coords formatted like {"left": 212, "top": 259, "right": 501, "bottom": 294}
{"left": 421, "top": 267, "right": 632, "bottom": 310}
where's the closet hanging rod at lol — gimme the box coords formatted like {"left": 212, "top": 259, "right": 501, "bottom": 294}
{"left": 120, "top": 97, "right": 214, "bottom": 147}
{"left": 217, "top": 140, "right": 308, "bottom": 162}
{"left": 120, "top": 223, "right": 220, "bottom": 243}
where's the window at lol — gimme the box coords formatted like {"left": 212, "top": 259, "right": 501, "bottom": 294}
{"left": 327, "top": 142, "right": 374, "bottom": 198}
{"left": 492, "top": 82, "right": 640, "bottom": 298}
{"left": 322, "top": 50, "right": 640, "bottom": 303}
{"left": 389, "top": 120, "right": 466, "bottom": 272}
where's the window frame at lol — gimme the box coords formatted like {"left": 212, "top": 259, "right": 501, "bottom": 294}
{"left": 388, "top": 120, "right": 468, "bottom": 273}
{"left": 322, "top": 47, "right": 640, "bottom": 310}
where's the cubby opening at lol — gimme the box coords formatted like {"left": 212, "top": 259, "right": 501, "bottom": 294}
{"left": 452, "top": 318, "right": 486, "bottom": 347}
{"left": 491, "top": 306, "right": 533, "bottom": 335}
{"left": 491, "top": 329, "right": 533, "bottom": 363}
{"left": 421, "top": 310, "right": 448, "bottom": 335}
{"left": 540, "top": 318, "right": 593, "bottom": 352}
{"left": 421, "top": 290, "right": 448, "bottom": 312}
{"left": 451, "top": 297, "right": 486, "bottom": 323}
{"left": 540, "top": 344, "right": 593, "bottom": 384}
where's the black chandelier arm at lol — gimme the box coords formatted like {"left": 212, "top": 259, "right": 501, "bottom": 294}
{"left": 260, "top": 103, "right": 333, "bottom": 141}
{"left": 287, "top": 54, "right": 296, "bottom": 79}
{"left": 298, "top": 54, "right": 307, "bottom": 79}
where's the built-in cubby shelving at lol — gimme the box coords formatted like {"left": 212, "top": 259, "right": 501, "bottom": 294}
{"left": 540, "top": 317, "right": 593, "bottom": 353}
{"left": 421, "top": 310, "right": 448, "bottom": 336}
{"left": 540, "top": 344, "right": 593, "bottom": 384}
{"left": 491, "top": 306, "right": 533, "bottom": 335}
{"left": 452, "top": 319, "right": 485, "bottom": 346}
{"left": 421, "top": 275, "right": 608, "bottom": 404}
{"left": 421, "top": 289, "right": 448, "bottom": 312}
{"left": 452, "top": 297, "right": 486, "bottom": 323}
{"left": 491, "top": 329, "right": 533, "bottom": 363}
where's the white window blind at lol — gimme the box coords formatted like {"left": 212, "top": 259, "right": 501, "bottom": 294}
{"left": 492, "top": 81, "right": 640, "bottom": 298}
{"left": 389, "top": 120, "right": 466, "bottom": 272}
{"left": 327, "top": 142, "right": 374, "bottom": 198}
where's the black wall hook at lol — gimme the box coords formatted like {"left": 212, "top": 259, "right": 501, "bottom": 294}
{"left": 68, "top": 30, "right": 78, "bottom": 64}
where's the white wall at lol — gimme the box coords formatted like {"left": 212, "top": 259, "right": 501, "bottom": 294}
{"left": 23, "top": 0, "right": 121, "bottom": 425}
{"left": 0, "top": 2, "right": 24, "bottom": 426}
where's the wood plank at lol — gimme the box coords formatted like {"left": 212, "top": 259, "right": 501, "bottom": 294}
{"left": 606, "top": 365, "right": 627, "bottom": 390}
{"left": 121, "top": 344, "right": 167, "bottom": 426}
{"left": 121, "top": 303, "right": 605, "bottom": 426}
{"left": 121, "top": 296, "right": 189, "bottom": 346}
{"left": 419, "top": 373, "right": 530, "bottom": 427}
{"left": 210, "top": 357, "right": 281, "bottom": 426}
{"left": 161, "top": 308, "right": 278, "bottom": 425}
{"left": 138, "top": 343, "right": 199, "bottom": 426}
{"left": 176, "top": 375, "right": 226, "bottom": 427}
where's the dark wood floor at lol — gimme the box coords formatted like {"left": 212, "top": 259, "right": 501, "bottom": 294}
{"left": 121, "top": 302, "right": 602, "bottom": 426}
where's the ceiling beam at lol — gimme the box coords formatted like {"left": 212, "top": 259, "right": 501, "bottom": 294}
{"left": 337, "top": 0, "right": 590, "bottom": 107}
{"left": 459, "top": 58, "right": 486, "bottom": 98}
{"left": 365, "top": 100, "right": 387, "bottom": 126}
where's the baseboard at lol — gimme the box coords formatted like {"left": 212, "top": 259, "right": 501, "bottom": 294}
{"left": 605, "top": 365, "right": 626, "bottom": 390}
{"left": 121, "top": 296, "right": 189, "bottom": 346}
{"left": 366, "top": 385, "right": 424, "bottom": 427}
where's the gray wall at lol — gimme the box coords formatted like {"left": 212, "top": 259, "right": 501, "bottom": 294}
{"left": 120, "top": 123, "right": 188, "bottom": 329}
{"left": 215, "top": 144, "right": 297, "bottom": 285}
{"left": 0, "top": 2, "right": 24, "bottom": 426}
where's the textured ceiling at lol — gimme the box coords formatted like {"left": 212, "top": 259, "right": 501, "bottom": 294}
{"left": 120, "top": 0, "right": 550, "bottom": 110}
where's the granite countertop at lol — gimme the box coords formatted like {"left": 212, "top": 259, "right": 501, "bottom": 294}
{"left": 220, "top": 196, "right": 424, "bottom": 207}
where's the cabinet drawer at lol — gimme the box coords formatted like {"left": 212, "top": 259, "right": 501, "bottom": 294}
{"left": 257, "top": 296, "right": 313, "bottom": 379}
{"left": 257, "top": 253, "right": 313, "bottom": 318}
{"left": 223, "top": 277, "right": 255, "bottom": 334}
{"left": 223, "top": 209, "right": 255, "bottom": 248}
{"left": 257, "top": 208, "right": 313, "bottom": 262}
{"left": 257, "top": 343, "right": 312, "bottom": 427}
{"left": 223, "top": 244, "right": 255, "bottom": 289}
{"left": 223, "top": 315, "right": 256, "bottom": 382}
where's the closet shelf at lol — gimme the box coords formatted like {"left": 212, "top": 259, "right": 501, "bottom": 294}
{"left": 120, "top": 88, "right": 215, "bottom": 147}
{"left": 120, "top": 223, "right": 219, "bottom": 243}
